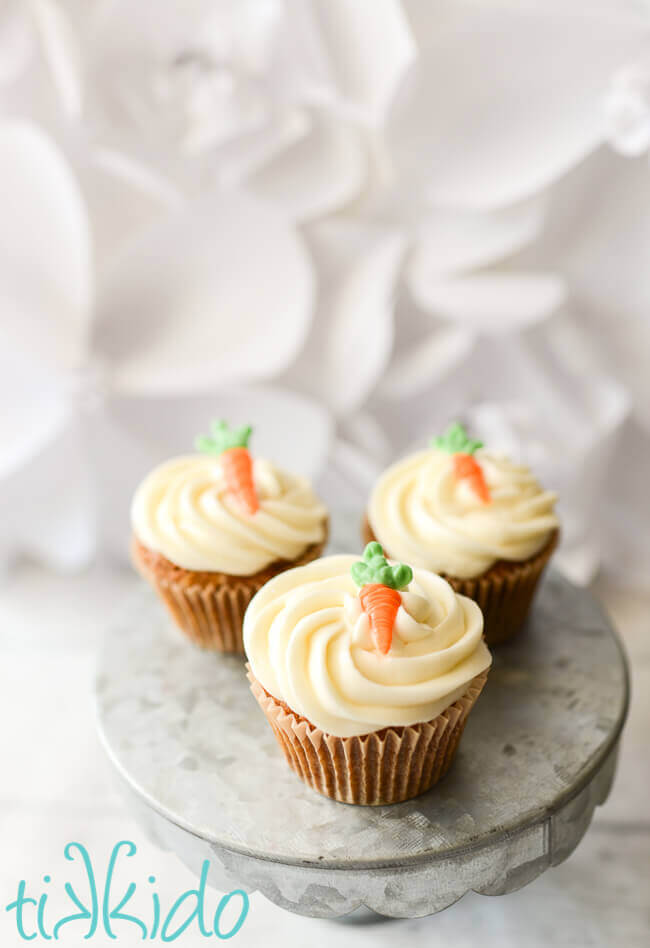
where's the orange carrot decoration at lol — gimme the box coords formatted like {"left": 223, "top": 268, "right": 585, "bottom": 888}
{"left": 453, "top": 453, "right": 491, "bottom": 504}
{"left": 351, "top": 543, "right": 413, "bottom": 655}
{"left": 432, "top": 421, "right": 491, "bottom": 504}
{"left": 358, "top": 584, "right": 403, "bottom": 655}
{"left": 195, "top": 421, "right": 259, "bottom": 516}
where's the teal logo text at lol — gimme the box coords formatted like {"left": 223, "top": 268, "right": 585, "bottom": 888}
{"left": 5, "top": 841, "right": 249, "bottom": 941}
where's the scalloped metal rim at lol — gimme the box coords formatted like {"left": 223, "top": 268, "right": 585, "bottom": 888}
{"left": 123, "top": 742, "right": 619, "bottom": 918}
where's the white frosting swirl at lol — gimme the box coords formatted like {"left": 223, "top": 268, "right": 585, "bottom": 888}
{"left": 368, "top": 449, "right": 559, "bottom": 579}
{"left": 131, "top": 455, "right": 327, "bottom": 575}
{"left": 244, "top": 554, "right": 491, "bottom": 737}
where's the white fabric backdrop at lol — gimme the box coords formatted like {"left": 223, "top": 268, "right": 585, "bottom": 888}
{"left": 1, "top": 0, "right": 649, "bottom": 585}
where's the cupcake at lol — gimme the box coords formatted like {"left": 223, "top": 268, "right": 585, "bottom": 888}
{"left": 131, "top": 420, "right": 329, "bottom": 653}
{"left": 363, "top": 422, "right": 559, "bottom": 646}
{"left": 244, "top": 543, "right": 491, "bottom": 805}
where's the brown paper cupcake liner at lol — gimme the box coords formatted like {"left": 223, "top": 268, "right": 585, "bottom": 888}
{"left": 247, "top": 668, "right": 488, "bottom": 805}
{"left": 132, "top": 525, "right": 328, "bottom": 654}
{"left": 363, "top": 516, "right": 558, "bottom": 647}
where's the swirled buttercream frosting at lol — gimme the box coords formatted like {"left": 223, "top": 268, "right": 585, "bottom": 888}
{"left": 131, "top": 455, "right": 327, "bottom": 575}
{"left": 368, "top": 449, "right": 558, "bottom": 579}
{"left": 244, "top": 554, "right": 491, "bottom": 737}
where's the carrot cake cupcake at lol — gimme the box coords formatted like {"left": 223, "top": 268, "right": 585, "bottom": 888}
{"left": 131, "top": 420, "right": 328, "bottom": 652}
{"left": 363, "top": 422, "right": 559, "bottom": 645}
{"left": 244, "top": 543, "right": 491, "bottom": 805}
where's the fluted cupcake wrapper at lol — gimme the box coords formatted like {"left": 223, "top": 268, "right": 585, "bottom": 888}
{"left": 136, "top": 566, "right": 262, "bottom": 652}
{"left": 362, "top": 516, "right": 558, "bottom": 647}
{"left": 132, "top": 533, "right": 328, "bottom": 654}
{"left": 247, "top": 668, "right": 488, "bottom": 805}
{"left": 442, "top": 536, "right": 557, "bottom": 646}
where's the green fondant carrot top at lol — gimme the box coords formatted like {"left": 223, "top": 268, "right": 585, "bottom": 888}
{"left": 195, "top": 420, "right": 253, "bottom": 456}
{"left": 195, "top": 420, "right": 258, "bottom": 515}
{"left": 431, "top": 421, "right": 483, "bottom": 456}
{"left": 351, "top": 542, "right": 413, "bottom": 590}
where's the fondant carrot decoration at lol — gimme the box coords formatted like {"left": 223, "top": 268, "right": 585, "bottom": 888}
{"left": 432, "top": 421, "right": 491, "bottom": 504}
{"left": 351, "top": 543, "right": 413, "bottom": 655}
{"left": 195, "top": 421, "right": 259, "bottom": 515}
{"left": 453, "top": 453, "right": 491, "bottom": 503}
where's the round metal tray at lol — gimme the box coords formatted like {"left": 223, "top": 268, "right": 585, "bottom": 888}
{"left": 95, "top": 563, "right": 628, "bottom": 919}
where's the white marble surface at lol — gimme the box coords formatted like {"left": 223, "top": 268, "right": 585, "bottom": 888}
{"left": 0, "top": 562, "right": 648, "bottom": 946}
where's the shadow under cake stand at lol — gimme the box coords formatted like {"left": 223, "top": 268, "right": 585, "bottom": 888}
{"left": 95, "top": 570, "right": 629, "bottom": 919}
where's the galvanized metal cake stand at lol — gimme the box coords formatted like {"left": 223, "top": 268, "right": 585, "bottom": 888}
{"left": 95, "top": 525, "right": 629, "bottom": 919}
